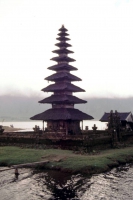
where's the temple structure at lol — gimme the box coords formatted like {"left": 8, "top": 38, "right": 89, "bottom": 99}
{"left": 30, "top": 25, "right": 94, "bottom": 135}
{"left": 100, "top": 111, "right": 133, "bottom": 131}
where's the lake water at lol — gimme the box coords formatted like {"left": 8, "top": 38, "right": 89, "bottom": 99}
{"left": 0, "top": 164, "right": 133, "bottom": 200}
{"left": 1, "top": 120, "right": 107, "bottom": 132}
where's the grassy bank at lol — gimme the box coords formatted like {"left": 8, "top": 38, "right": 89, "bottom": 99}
{"left": 0, "top": 146, "right": 133, "bottom": 175}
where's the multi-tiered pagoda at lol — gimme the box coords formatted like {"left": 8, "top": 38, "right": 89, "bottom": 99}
{"left": 30, "top": 25, "right": 94, "bottom": 135}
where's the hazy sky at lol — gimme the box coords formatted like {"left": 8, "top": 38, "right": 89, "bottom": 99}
{"left": 0, "top": 0, "right": 133, "bottom": 98}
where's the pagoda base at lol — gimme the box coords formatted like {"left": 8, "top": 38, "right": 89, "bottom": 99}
{"left": 46, "top": 120, "right": 81, "bottom": 135}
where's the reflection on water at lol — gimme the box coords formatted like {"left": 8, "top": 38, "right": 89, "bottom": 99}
{"left": 0, "top": 164, "right": 133, "bottom": 200}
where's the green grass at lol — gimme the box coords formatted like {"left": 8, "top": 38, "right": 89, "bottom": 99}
{"left": 0, "top": 146, "right": 45, "bottom": 165}
{"left": 45, "top": 147, "right": 133, "bottom": 172}
{"left": 0, "top": 146, "right": 75, "bottom": 166}
{"left": 0, "top": 146, "right": 133, "bottom": 174}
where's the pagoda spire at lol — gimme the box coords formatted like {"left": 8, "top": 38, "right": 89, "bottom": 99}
{"left": 42, "top": 25, "right": 86, "bottom": 100}
{"left": 30, "top": 25, "right": 94, "bottom": 135}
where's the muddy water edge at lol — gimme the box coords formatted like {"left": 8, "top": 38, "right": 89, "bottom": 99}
{"left": 0, "top": 163, "right": 133, "bottom": 200}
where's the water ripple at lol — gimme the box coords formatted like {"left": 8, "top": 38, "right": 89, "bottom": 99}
{"left": 0, "top": 164, "right": 133, "bottom": 200}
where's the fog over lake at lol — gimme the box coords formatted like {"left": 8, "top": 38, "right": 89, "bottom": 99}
{"left": 0, "top": 95, "right": 133, "bottom": 122}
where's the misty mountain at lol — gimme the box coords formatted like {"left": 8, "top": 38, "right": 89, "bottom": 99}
{"left": 0, "top": 95, "right": 133, "bottom": 121}
{"left": 76, "top": 98, "right": 133, "bottom": 120}
{"left": 0, "top": 95, "right": 50, "bottom": 122}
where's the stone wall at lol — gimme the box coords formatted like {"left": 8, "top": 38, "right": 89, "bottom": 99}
{"left": 0, "top": 130, "right": 133, "bottom": 151}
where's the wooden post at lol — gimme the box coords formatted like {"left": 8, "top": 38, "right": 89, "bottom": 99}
{"left": 82, "top": 120, "right": 83, "bottom": 130}
{"left": 15, "top": 168, "right": 19, "bottom": 179}
{"left": 43, "top": 120, "right": 44, "bottom": 133}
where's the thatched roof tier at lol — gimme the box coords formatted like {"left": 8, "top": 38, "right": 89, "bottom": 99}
{"left": 30, "top": 108, "right": 94, "bottom": 121}
{"left": 42, "top": 82, "right": 85, "bottom": 92}
{"left": 100, "top": 112, "right": 133, "bottom": 122}
{"left": 55, "top": 42, "right": 72, "bottom": 48}
{"left": 45, "top": 72, "right": 81, "bottom": 82}
{"left": 59, "top": 26, "right": 68, "bottom": 32}
{"left": 58, "top": 32, "right": 69, "bottom": 37}
{"left": 51, "top": 56, "right": 75, "bottom": 62}
{"left": 56, "top": 36, "right": 70, "bottom": 41}
{"left": 39, "top": 94, "right": 87, "bottom": 104}
{"left": 52, "top": 48, "right": 74, "bottom": 54}
{"left": 48, "top": 63, "right": 77, "bottom": 71}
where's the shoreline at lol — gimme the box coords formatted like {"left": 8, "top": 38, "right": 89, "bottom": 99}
{"left": 3, "top": 126, "right": 23, "bottom": 132}
{"left": 1, "top": 146, "right": 133, "bottom": 175}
